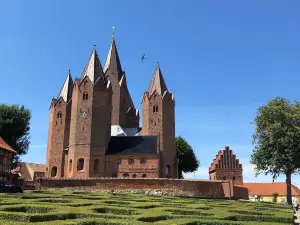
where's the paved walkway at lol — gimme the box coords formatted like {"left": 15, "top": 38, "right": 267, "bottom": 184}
{"left": 295, "top": 210, "right": 300, "bottom": 224}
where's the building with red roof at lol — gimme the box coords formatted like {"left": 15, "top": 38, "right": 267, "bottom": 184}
{"left": 0, "top": 136, "right": 16, "bottom": 181}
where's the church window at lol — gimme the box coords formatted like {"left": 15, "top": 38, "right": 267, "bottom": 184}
{"left": 223, "top": 176, "right": 226, "bottom": 180}
{"left": 142, "top": 174, "right": 147, "bottom": 178}
{"left": 140, "top": 158, "right": 147, "bottom": 164}
{"left": 153, "top": 105, "right": 158, "bottom": 113}
{"left": 93, "top": 159, "right": 99, "bottom": 172}
{"left": 233, "top": 176, "right": 236, "bottom": 181}
{"left": 166, "top": 165, "right": 171, "bottom": 177}
{"left": 83, "top": 92, "right": 88, "bottom": 101}
{"left": 69, "top": 159, "right": 72, "bottom": 172}
{"left": 154, "top": 94, "right": 157, "bottom": 100}
{"left": 77, "top": 158, "right": 84, "bottom": 171}
{"left": 132, "top": 174, "right": 137, "bottom": 178}
{"left": 123, "top": 173, "right": 129, "bottom": 177}
{"left": 57, "top": 112, "right": 62, "bottom": 119}
{"left": 51, "top": 166, "right": 57, "bottom": 177}
{"left": 129, "top": 158, "right": 134, "bottom": 165}
{"left": 116, "top": 159, "right": 121, "bottom": 165}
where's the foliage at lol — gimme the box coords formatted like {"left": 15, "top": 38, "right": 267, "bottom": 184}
{"left": 0, "top": 104, "right": 31, "bottom": 167}
{"left": 251, "top": 97, "right": 300, "bottom": 205}
{"left": 0, "top": 190, "right": 294, "bottom": 225}
{"left": 272, "top": 192, "right": 279, "bottom": 203}
{"left": 176, "top": 136, "right": 199, "bottom": 178}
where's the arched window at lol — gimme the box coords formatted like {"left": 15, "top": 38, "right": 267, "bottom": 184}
{"left": 132, "top": 174, "right": 137, "bottom": 178}
{"left": 223, "top": 176, "right": 226, "bottom": 180}
{"left": 93, "top": 159, "right": 99, "bottom": 172}
{"left": 129, "top": 158, "right": 134, "bottom": 165}
{"left": 77, "top": 158, "right": 84, "bottom": 171}
{"left": 140, "top": 158, "right": 146, "bottom": 164}
{"left": 154, "top": 94, "right": 157, "bottom": 100}
{"left": 57, "top": 112, "right": 62, "bottom": 119}
{"left": 116, "top": 159, "right": 121, "bottom": 165}
{"left": 166, "top": 165, "right": 171, "bottom": 177}
{"left": 51, "top": 166, "right": 57, "bottom": 177}
{"left": 142, "top": 174, "right": 147, "bottom": 178}
{"left": 123, "top": 173, "right": 129, "bottom": 177}
{"left": 69, "top": 159, "right": 72, "bottom": 172}
{"left": 233, "top": 176, "right": 236, "bottom": 181}
{"left": 153, "top": 105, "right": 158, "bottom": 113}
{"left": 83, "top": 92, "right": 88, "bottom": 101}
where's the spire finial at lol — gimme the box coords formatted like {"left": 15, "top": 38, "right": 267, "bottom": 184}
{"left": 112, "top": 26, "right": 115, "bottom": 39}
{"left": 157, "top": 61, "right": 159, "bottom": 66}
{"left": 93, "top": 44, "right": 96, "bottom": 49}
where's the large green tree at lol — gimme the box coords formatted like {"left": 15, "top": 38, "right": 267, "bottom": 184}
{"left": 0, "top": 104, "right": 31, "bottom": 167}
{"left": 176, "top": 136, "right": 199, "bottom": 178}
{"left": 251, "top": 97, "right": 300, "bottom": 205}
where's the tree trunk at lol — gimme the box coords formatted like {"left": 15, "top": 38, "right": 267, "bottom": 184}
{"left": 285, "top": 171, "right": 292, "bottom": 205}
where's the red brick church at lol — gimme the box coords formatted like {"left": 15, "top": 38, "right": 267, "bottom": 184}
{"left": 46, "top": 35, "right": 177, "bottom": 179}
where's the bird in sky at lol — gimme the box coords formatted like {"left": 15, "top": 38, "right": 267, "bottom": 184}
{"left": 141, "top": 54, "right": 145, "bottom": 62}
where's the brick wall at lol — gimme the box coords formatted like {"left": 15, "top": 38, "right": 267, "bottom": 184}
{"left": 233, "top": 185, "right": 249, "bottom": 200}
{"left": 35, "top": 178, "right": 248, "bottom": 199}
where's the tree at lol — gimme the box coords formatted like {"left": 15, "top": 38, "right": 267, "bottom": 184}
{"left": 176, "top": 136, "right": 199, "bottom": 179}
{"left": 251, "top": 97, "right": 300, "bottom": 205}
{"left": 0, "top": 104, "right": 31, "bottom": 167}
{"left": 272, "top": 192, "right": 279, "bottom": 203}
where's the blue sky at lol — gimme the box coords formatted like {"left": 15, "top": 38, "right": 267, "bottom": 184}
{"left": 0, "top": 1, "right": 300, "bottom": 187}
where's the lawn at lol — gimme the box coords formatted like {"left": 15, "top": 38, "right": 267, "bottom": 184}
{"left": 0, "top": 190, "right": 295, "bottom": 225}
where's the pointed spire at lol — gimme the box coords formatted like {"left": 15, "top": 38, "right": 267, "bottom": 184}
{"left": 81, "top": 47, "right": 103, "bottom": 84}
{"left": 58, "top": 70, "right": 73, "bottom": 102}
{"left": 103, "top": 38, "right": 123, "bottom": 81}
{"left": 147, "top": 65, "right": 168, "bottom": 96}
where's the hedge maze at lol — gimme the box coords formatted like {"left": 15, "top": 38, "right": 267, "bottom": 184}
{"left": 0, "top": 190, "right": 295, "bottom": 224}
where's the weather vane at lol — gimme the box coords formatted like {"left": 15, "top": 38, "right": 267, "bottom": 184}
{"left": 112, "top": 26, "right": 115, "bottom": 39}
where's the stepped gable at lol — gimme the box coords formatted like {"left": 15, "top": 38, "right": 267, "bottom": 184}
{"left": 209, "top": 146, "right": 242, "bottom": 172}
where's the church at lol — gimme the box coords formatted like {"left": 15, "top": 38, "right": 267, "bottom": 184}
{"left": 45, "top": 35, "right": 177, "bottom": 179}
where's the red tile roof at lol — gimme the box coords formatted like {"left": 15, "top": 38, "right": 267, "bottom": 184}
{"left": 244, "top": 182, "right": 300, "bottom": 196}
{"left": 0, "top": 136, "right": 16, "bottom": 153}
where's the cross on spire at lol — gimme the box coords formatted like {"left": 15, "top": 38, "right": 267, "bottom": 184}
{"left": 112, "top": 26, "right": 115, "bottom": 39}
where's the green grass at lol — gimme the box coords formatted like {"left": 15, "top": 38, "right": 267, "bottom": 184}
{"left": 0, "top": 190, "right": 295, "bottom": 225}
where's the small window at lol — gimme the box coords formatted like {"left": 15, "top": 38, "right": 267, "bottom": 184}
{"left": 223, "top": 176, "right": 226, "bottom": 180}
{"left": 123, "top": 173, "right": 129, "bottom": 177}
{"left": 140, "top": 158, "right": 147, "bottom": 164}
{"left": 69, "top": 159, "right": 72, "bottom": 172}
{"left": 233, "top": 176, "right": 236, "bottom": 181}
{"left": 132, "top": 174, "right": 137, "bottom": 178}
{"left": 153, "top": 105, "right": 158, "bottom": 113}
{"left": 94, "top": 159, "right": 99, "bottom": 172}
{"left": 77, "top": 158, "right": 84, "bottom": 171}
{"left": 116, "top": 159, "right": 121, "bottom": 165}
{"left": 166, "top": 165, "right": 171, "bottom": 177}
{"left": 129, "top": 158, "right": 134, "bottom": 165}
{"left": 57, "top": 112, "right": 62, "bottom": 119}
{"left": 51, "top": 166, "right": 57, "bottom": 177}
{"left": 83, "top": 92, "right": 88, "bottom": 101}
{"left": 142, "top": 174, "right": 147, "bottom": 178}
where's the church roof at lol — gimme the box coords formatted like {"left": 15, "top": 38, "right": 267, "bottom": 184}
{"left": 106, "top": 136, "right": 157, "bottom": 155}
{"left": 103, "top": 39, "right": 123, "bottom": 81}
{"left": 0, "top": 137, "right": 16, "bottom": 153}
{"left": 209, "top": 146, "right": 242, "bottom": 172}
{"left": 57, "top": 71, "right": 73, "bottom": 102}
{"left": 148, "top": 65, "right": 168, "bottom": 96}
{"left": 81, "top": 48, "right": 104, "bottom": 84}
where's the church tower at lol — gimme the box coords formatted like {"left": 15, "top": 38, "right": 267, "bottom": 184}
{"left": 103, "top": 37, "right": 139, "bottom": 128}
{"left": 67, "top": 47, "right": 112, "bottom": 178}
{"left": 142, "top": 65, "right": 177, "bottom": 178}
{"left": 46, "top": 71, "right": 73, "bottom": 178}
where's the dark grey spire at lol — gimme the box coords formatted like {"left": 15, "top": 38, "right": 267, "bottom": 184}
{"left": 58, "top": 70, "right": 73, "bottom": 102}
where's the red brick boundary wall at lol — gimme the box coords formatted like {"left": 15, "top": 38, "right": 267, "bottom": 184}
{"left": 35, "top": 178, "right": 249, "bottom": 199}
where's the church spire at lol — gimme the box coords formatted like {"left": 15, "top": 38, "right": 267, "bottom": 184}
{"left": 58, "top": 70, "right": 73, "bottom": 102}
{"left": 81, "top": 47, "right": 104, "bottom": 84}
{"left": 147, "top": 65, "right": 168, "bottom": 96}
{"left": 103, "top": 30, "right": 123, "bottom": 81}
